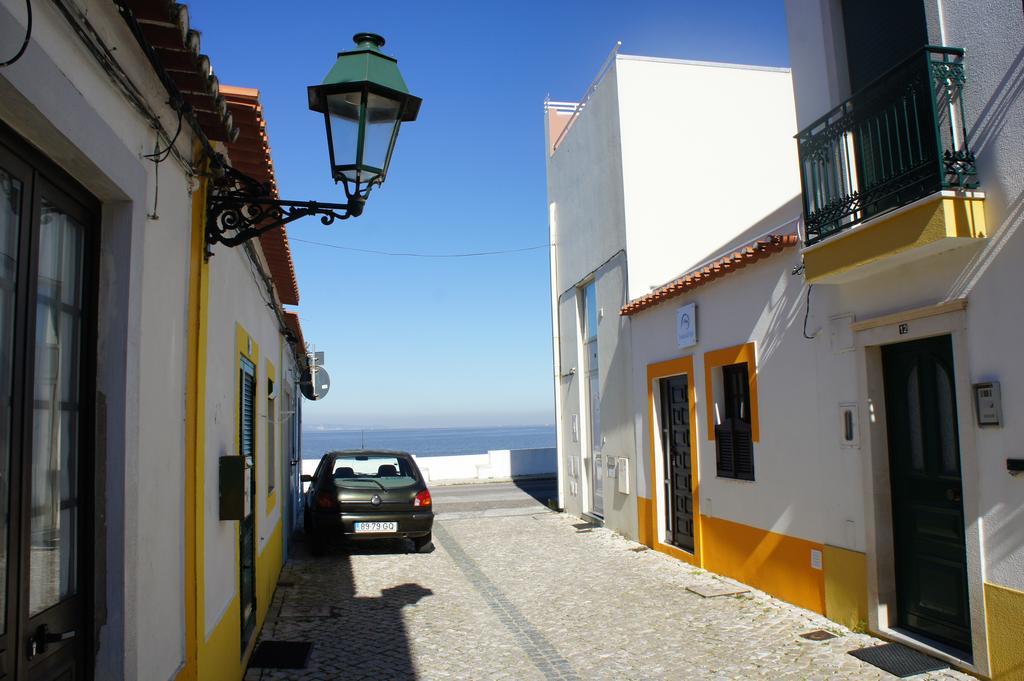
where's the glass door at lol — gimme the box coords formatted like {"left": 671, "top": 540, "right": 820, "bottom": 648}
{"left": 581, "top": 282, "right": 602, "bottom": 518}
{"left": 0, "top": 145, "right": 28, "bottom": 681}
{"left": 0, "top": 131, "right": 95, "bottom": 681}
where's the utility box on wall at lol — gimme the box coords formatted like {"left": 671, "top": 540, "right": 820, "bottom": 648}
{"left": 219, "top": 455, "right": 252, "bottom": 521}
{"left": 616, "top": 457, "right": 630, "bottom": 495}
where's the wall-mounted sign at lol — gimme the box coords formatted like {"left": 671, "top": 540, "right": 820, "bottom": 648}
{"left": 676, "top": 303, "right": 697, "bottom": 348}
{"left": 973, "top": 381, "right": 1002, "bottom": 426}
{"left": 300, "top": 366, "right": 331, "bottom": 400}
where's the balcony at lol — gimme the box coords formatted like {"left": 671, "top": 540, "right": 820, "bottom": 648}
{"left": 797, "top": 46, "right": 986, "bottom": 283}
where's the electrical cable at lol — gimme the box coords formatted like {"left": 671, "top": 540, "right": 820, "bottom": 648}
{"left": 50, "top": 0, "right": 193, "bottom": 174}
{"left": 144, "top": 109, "right": 183, "bottom": 163}
{"left": 802, "top": 283, "right": 816, "bottom": 340}
{"left": 289, "top": 236, "right": 549, "bottom": 258}
{"left": 0, "top": 0, "right": 31, "bottom": 68}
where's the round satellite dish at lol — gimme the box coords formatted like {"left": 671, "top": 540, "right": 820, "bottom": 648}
{"left": 300, "top": 366, "right": 331, "bottom": 401}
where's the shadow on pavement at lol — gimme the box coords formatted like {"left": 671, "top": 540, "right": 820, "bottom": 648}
{"left": 250, "top": 536, "right": 433, "bottom": 679}
{"left": 511, "top": 477, "right": 558, "bottom": 508}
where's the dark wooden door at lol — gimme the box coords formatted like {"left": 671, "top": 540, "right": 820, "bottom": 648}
{"left": 882, "top": 335, "right": 971, "bottom": 652}
{"left": 660, "top": 375, "right": 693, "bottom": 552}
{"left": 0, "top": 130, "right": 96, "bottom": 681}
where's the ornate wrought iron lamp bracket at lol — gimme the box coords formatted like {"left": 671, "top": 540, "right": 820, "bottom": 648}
{"left": 205, "top": 163, "right": 365, "bottom": 254}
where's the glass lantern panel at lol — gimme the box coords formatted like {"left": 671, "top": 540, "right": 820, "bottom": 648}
{"left": 326, "top": 92, "right": 363, "bottom": 176}
{"left": 361, "top": 92, "right": 402, "bottom": 174}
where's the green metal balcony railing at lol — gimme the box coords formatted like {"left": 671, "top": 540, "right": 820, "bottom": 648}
{"left": 797, "top": 46, "right": 977, "bottom": 246}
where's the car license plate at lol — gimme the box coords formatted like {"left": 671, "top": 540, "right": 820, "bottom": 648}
{"left": 354, "top": 521, "right": 397, "bottom": 533}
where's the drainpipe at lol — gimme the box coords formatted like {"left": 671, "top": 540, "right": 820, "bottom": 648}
{"left": 548, "top": 202, "right": 565, "bottom": 510}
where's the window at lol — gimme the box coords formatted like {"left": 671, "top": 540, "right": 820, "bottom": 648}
{"left": 267, "top": 378, "right": 275, "bottom": 493}
{"left": 332, "top": 454, "right": 417, "bottom": 490}
{"left": 584, "top": 280, "right": 598, "bottom": 342}
{"left": 283, "top": 386, "right": 294, "bottom": 465}
{"left": 715, "top": 363, "right": 754, "bottom": 480}
{"left": 581, "top": 281, "right": 600, "bottom": 449}
{"left": 239, "top": 357, "right": 256, "bottom": 458}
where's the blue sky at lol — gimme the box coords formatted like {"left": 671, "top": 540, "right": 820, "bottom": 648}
{"left": 189, "top": 1, "right": 791, "bottom": 428}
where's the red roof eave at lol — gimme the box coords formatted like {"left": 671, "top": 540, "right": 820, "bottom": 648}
{"left": 222, "top": 85, "right": 300, "bottom": 306}
{"left": 620, "top": 232, "right": 800, "bottom": 317}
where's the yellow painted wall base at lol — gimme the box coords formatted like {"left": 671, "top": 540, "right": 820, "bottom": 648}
{"left": 985, "top": 582, "right": 1024, "bottom": 681}
{"left": 637, "top": 497, "right": 654, "bottom": 547}
{"left": 257, "top": 522, "right": 284, "bottom": 625}
{"left": 636, "top": 499, "right": 827, "bottom": 615}
{"left": 198, "top": 597, "right": 243, "bottom": 681}
{"left": 823, "top": 545, "right": 868, "bottom": 630}
{"left": 804, "top": 193, "right": 987, "bottom": 283}
{"left": 197, "top": 519, "right": 284, "bottom": 681}
{"left": 701, "top": 515, "right": 825, "bottom": 614}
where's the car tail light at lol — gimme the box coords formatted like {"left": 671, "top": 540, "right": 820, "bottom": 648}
{"left": 315, "top": 490, "right": 338, "bottom": 510}
{"left": 413, "top": 488, "right": 431, "bottom": 507}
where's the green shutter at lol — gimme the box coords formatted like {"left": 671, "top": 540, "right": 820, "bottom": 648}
{"left": 240, "top": 357, "right": 256, "bottom": 457}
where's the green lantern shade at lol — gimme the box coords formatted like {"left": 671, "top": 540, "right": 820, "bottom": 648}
{"left": 307, "top": 33, "right": 422, "bottom": 200}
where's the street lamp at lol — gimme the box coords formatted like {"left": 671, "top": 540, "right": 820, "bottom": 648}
{"left": 205, "top": 33, "right": 421, "bottom": 251}
{"left": 308, "top": 33, "right": 422, "bottom": 209}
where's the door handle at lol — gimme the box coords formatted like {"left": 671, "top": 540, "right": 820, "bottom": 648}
{"left": 26, "top": 624, "right": 76, "bottom": 659}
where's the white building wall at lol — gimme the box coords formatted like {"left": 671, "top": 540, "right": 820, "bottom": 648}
{"left": 547, "top": 64, "right": 633, "bottom": 531}
{"left": 548, "top": 54, "right": 803, "bottom": 540}
{"left": 202, "top": 243, "right": 286, "bottom": 634}
{"left": 628, "top": 242, "right": 861, "bottom": 547}
{"left": 784, "top": 0, "right": 1024, "bottom": 598}
{"left": 0, "top": 0, "right": 194, "bottom": 678}
{"left": 547, "top": 65, "right": 627, "bottom": 288}
{"left": 615, "top": 56, "right": 802, "bottom": 299}
{"left": 941, "top": 0, "right": 1024, "bottom": 591}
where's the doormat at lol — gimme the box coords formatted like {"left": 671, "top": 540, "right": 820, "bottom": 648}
{"left": 800, "top": 629, "right": 838, "bottom": 641}
{"left": 248, "top": 641, "right": 313, "bottom": 669}
{"left": 849, "top": 643, "right": 948, "bottom": 677}
{"left": 687, "top": 583, "right": 749, "bottom": 598}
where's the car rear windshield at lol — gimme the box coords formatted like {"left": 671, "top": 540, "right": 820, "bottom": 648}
{"left": 332, "top": 454, "right": 417, "bottom": 490}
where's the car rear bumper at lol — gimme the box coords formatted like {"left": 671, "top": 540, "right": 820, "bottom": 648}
{"left": 311, "top": 510, "right": 434, "bottom": 539}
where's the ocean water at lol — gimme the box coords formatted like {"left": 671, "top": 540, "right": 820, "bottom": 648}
{"left": 301, "top": 425, "right": 555, "bottom": 459}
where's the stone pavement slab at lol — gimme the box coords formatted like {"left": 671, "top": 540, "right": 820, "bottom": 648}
{"left": 245, "top": 486, "right": 971, "bottom": 680}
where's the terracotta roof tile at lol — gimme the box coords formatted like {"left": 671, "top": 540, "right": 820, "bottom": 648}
{"left": 222, "top": 86, "right": 300, "bottom": 307}
{"left": 119, "top": 0, "right": 237, "bottom": 142}
{"left": 620, "top": 232, "right": 800, "bottom": 317}
{"left": 283, "top": 312, "right": 305, "bottom": 356}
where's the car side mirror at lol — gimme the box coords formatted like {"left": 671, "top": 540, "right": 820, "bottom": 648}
{"left": 301, "top": 474, "right": 313, "bottom": 483}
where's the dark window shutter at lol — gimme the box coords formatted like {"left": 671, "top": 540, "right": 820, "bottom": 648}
{"left": 733, "top": 421, "right": 754, "bottom": 481}
{"left": 716, "top": 362, "right": 755, "bottom": 481}
{"left": 715, "top": 423, "right": 735, "bottom": 478}
{"left": 240, "top": 357, "right": 256, "bottom": 456}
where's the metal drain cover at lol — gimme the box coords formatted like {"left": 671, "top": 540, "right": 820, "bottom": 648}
{"left": 849, "top": 643, "right": 948, "bottom": 677}
{"left": 248, "top": 641, "right": 313, "bottom": 669}
{"left": 800, "top": 629, "right": 838, "bottom": 641}
{"left": 687, "top": 583, "right": 750, "bottom": 598}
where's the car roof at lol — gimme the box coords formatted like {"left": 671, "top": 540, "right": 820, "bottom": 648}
{"left": 326, "top": 449, "right": 414, "bottom": 458}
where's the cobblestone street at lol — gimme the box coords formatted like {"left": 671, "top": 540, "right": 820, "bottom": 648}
{"left": 246, "top": 481, "right": 972, "bottom": 681}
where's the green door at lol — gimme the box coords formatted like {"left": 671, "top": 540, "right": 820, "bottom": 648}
{"left": 238, "top": 358, "right": 257, "bottom": 649}
{"left": 882, "top": 335, "right": 971, "bottom": 652}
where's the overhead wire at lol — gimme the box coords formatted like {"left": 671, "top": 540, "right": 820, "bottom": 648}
{"left": 0, "top": 0, "right": 31, "bottom": 68}
{"left": 289, "top": 236, "right": 549, "bottom": 258}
